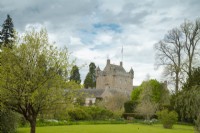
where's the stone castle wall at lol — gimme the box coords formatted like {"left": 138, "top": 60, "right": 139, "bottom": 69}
{"left": 96, "top": 59, "right": 134, "bottom": 92}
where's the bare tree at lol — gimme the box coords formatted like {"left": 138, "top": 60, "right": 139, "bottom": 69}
{"left": 181, "top": 19, "right": 200, "bottom": 78}
{"left": 155, "top": 19, "right": 200, "bottom": 93}
{"left": 136, "top": 100, "right": 157, "bottom": 120}
{"left": 155, "top": 28, "right": 184, "bottom": 93}
{"left": 98, "top": 92, "right": 128, "bottom": 114}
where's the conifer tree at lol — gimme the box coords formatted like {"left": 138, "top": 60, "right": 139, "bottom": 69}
{"left": 70, "top": 65, "right": 81, "bottom": 84}
{"left": 84, "top": 62, "right": 96, "bottom": 88}
{"left": 0, "top": 14, "right": 15, "bottom": 48}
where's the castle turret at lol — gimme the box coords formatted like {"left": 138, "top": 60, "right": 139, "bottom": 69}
{"left": 120, "top": 61, "right": 123, "bottom": 67}
{"left": 107, "top": 59, "right": 110, "bottom": 65}
{"left": 129, "top": 67, "right": 134, "bottom": 79}
{"left": 96, "top": 66, "right": 101, "bottom": 77}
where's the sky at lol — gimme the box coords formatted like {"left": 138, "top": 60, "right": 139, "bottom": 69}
{"left": 0, "top": 0, "right": 200, "bottom": 86}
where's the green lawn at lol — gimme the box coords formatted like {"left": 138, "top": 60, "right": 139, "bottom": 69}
{"left": 17, "top": 124, "right": 194, "bottom": 133}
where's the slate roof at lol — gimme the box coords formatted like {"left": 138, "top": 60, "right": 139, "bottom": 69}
{"left": 78, "top": 88, "right": 105, "bottom": 98}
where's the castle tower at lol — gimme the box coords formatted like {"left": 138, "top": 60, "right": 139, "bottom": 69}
{"left": 96, "top": 59, "right": 134, "bottom": 92}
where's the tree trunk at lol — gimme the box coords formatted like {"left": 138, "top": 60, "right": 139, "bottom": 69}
{"left": 30, "top": 118, "right": 36, "bottom": 133}
{"left": 175, "top": 71, "right": 179, "bottom": 94}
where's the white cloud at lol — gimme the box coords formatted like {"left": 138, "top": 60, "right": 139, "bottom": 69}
{"left": 0, "top": 0, "right": 199, "bottom": 86}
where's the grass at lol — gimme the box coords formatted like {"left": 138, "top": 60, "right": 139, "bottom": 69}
{"left": 17, "top": 124, "right": 194, "bottom": 133}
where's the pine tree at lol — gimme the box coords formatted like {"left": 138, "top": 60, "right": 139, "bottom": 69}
{"left": 84, "top": 62, "right": 96, "bottom": 88}
{"left": 0, "top": 14, "right": 15, "bottom": 48}
{"left": 70, "top": 65, "right": 81, "bottom": 84}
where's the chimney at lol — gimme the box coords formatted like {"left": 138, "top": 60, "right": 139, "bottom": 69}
{"left": 120, "top": 61, "right": 123, "bottom": 67}
{"left": 107, "top": 59, "right": 110, "bottom": 65}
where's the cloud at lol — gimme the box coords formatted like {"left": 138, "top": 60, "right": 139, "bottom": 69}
{"left": 0, "top": 0, "right": 199, "bottom": 86}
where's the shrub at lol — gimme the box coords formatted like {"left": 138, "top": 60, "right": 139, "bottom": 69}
{"left": 124, "top": 100, "right": 138, "bottom": 113}
{"left": 68, "top": 108, "right": 92, "bottom": 121}
{"left": 67, "top": 106, "right": 115, "bottom": 121}
{"left": 0, "top": 109, "right": 19, "bottom": 133}
{"left": 84, "top": 106, "right": 114, "bottom": 120}
{"left": 157, "top": 109, "right": 178, "bottom": 129}
{"left": 195, "top": 113, "right": 200, "bottom": 133}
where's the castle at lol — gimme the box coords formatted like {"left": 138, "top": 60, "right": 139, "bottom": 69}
{"left": 96, "top": 59, "right": 134, "bottom": 92}
{"left": 80, "top": 59, "right": 134, "bottom": 106}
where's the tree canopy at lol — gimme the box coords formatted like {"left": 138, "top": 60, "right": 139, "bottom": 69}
{"left": 175, "top": 67, "right": 200, "bottom": 130}
{"left": 84, "top": 62, "right": 96, "bottom": 88}
{"left": 0, "top": 28, "right": 72, "bottom": 133}
{"left": 70, "top": 65, "right": 81, "bottom": 84}
{"left": 0, "top": 14, "right": 15, "bottom": 48}
{"left": 133, "top": 79, "right": 169, "bottom": 105}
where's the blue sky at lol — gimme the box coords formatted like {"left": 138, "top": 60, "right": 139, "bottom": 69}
{"left": 0, "top": 0, "right": 200, "bottom": 86}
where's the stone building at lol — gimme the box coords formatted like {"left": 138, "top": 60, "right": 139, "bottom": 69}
{"left": 78, "top": 59, "right": 134, "bottom": 106}
{"left": 96, "top": 59, "right": 134, "bottom": 92}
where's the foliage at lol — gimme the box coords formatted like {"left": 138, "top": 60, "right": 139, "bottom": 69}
{"left": 135, "top": 79, "right": 170, "bottom": 110}
{"left": 131, "top": 87, "right": 141, "bottom": 101}
{"left": 195, "top": 113, "right": 200, "bottom": 133}
{"left": 157, "top": 109, "right": 178, "bottom": 129}
{"left": 66, "top": 80, "right": 82, "bottom": 90}
{"left": 70, "top": 65, "right": 81, "bottom": 84}
{"left": 0, "top": 28, "right": 72, "bottom": 133}
{"left": 83, "top": 106, "right": 114, "bottom": 120}
{"left": 124, "top": 100, "right": 138, "bottom": 113}
{"left": 176, "top": 86, "right": 200, "bottom": 121}
{"left": 84, "top": 62, "right": 96, "bottom": 88}
{"left": 175, "top": 67, "right": 200, "bottom": 128}
{"left": 134, "top": 79, "right": 170, "bottom": 120}
{"left": 183, "top": 67, "right": 200, "bottom": 91}
{"left": 67, "top": 106, "right": 114, "bottom": 121}
{"left": 0, "top": 14, "right": 15, "bottom": 48}
{"left": 98, "top": 92, "right": 128, "bottom": 114}
{"left": 0, "top": 109, "right": 19, "bottom": 133}
{"left": 68, "top": 108, "right": 92, "bottom": 121}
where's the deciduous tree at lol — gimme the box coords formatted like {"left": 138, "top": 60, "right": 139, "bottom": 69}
{"left": 0, "top": 28, "right": 72, "bottom": 133}
{"left": 155, "top": 19, "right": 200, "bottom": 93}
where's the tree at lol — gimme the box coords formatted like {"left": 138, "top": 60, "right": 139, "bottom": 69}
{"left": 135, "top": 79, "right": 170, "bottom": 120}
{"left": 155, "top": 28, "right": 184, "bottom": 94}
{"left": 98, "top": 92, "right": 128, "bottom": 114}
{"left": 136, "top": 99, "right": 157, "bottom": 120}
{"left": 70, "top": 65, "right": 81, "bottom": 84}
{"left": 155, "top": 18, "right": 200, "bottom": 93}
{"left": 0, "top": 29, "right": 71, "bottom": 133}
{"left": 0, "top": 14, "right": 15, "bottom": 48}
{"left": 181, "top": 19, "right": 200, "bottom": 78}
{"left": 131, "top": 87, "right": 142, "bottom": 102}
{"left": 124, "top": 100, "right": 138, "bottom": 113}
{"left": 182, "top": 67, "right": 200, "bottom": 90}
{"left": 134, "top": 79, "right": 169, "bottom": 108}
{"left": 84, "top": 62, "right": 96, "bottom": 88}
{"left": 176, "top": 67, "right": 200, "bottom": 132}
